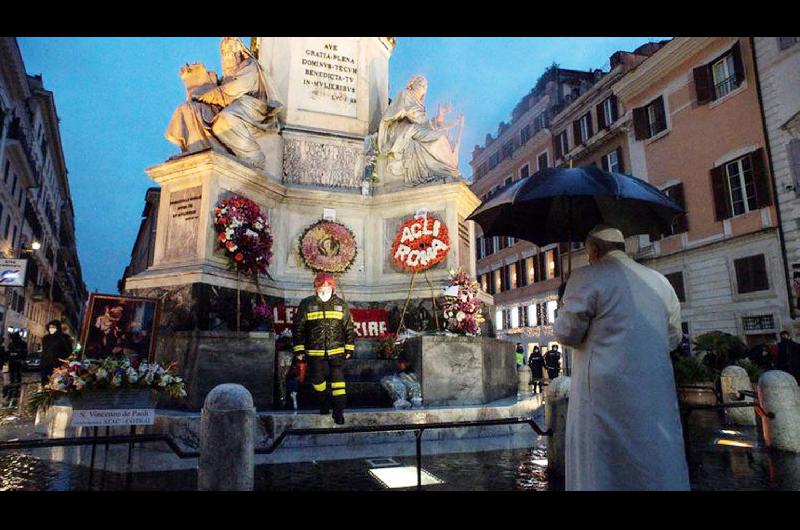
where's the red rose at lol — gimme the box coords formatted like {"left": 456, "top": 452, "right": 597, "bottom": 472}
{"left": 235, "top": 253, "right": 244, "bottom": 262}
{"left": 226, "top": 240, "right": 237, "bottom": 251}
{"left": 218, "top": 233, "right": 227, "bottom": 242}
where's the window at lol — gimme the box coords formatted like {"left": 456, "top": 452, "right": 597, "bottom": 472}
{"left": 726, "top": 155, "right": 757, "bottom": 216}
{"left": 507, "top": 236, "right": 515, "bottom": 247}
{"left": 502, "top": 141, "right": 514, "bottom": 160}
{"left": 508, "top": 263, "right": 517, "bottom": 289}
{"left": 504, "top": 176, "right": 513, "bottom": 187}
{"left": 494, "top": 269, "right": 502, "bottom": 293}
{"left": 601, "top": 147, "right": 623, "bottom": 173}
{"left": 597, "top": 96, "right": 618, "bottom": 130}
{"left": 711, "top": 53, "right": 740, "bottom": 99}
{"left": 545, "top": 248, "right": 560, "bottom": 279}
{"left": 519, "top": 164, "right": 529, "bottom": 179}
{"left": 489, "top": 151, "right": 501, "bottom": 169}
{"left": 734, "top": 254, "right": 769, "bottom": 294}
{"left": 476, "top": 236, "right": 484, "bottom": 260}
{"left": 495, "top": 310, "right": 504, "bottom": 331}
{"left": 633, "top": 96, "right": 667, "bottom": 140}
{"left": 527, "top": 304, "right": 537, "bottom": 327}
{"left": 573, "top": 112, "right": 592, "bottom": 145}
{"left": 554, "top": 131, "right": 569, "bottom": 159}
{"left": 711, "top": 150, "right": 772, "bottom": 220}
{"left": 525, "top": 256, "right": 536, "bottom": 284}
{"left": 694, "top": 42, "right": 745, "bottom": 105}
{"left": 665, "top": 272, "right": 686, "bottom": 302}
{"left": 520, "top": 306, "right": 528, "bottom": 327}
{"left": 510, "top": 306, "right": 519, "bottom": 328}
{"left": 546, "top": 301, "right": 558, "bottom": 324}
{"left": 537, "top": 152, "right": 549, "bottom": 171}
{"left": 496, "top": 235, "right": 505, "bottom": 251}
{"left": 480, "top": 274, "right": 488, "bottom": 292}
{"left": 743, "top": 314, "right": 776, "bottom": 331}
{"left": 520, "top": 125, "right": 531, "bottom": 145}
{"left": 534, "top": 112, "right": 547, "bottom": 131}
{"left": 517, "top": 259, "right": 527, "bottom": 287}
{"left": 485, "top": 236, "right": 494, "bottom": 256}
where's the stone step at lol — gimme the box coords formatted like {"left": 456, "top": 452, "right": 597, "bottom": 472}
{"left": 292, "top": 381, "right": 394, "bottom": 410}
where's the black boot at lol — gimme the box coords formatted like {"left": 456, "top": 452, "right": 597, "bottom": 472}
{"left": 318, "top": 391, "right": 331, "bottom": 415}
{"left": 333, "top": 411, "right": 345, "bottom": 425}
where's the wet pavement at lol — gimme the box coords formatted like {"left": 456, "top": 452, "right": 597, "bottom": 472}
{"left": 1, "top": 390, "right": 799, "bottom": 490}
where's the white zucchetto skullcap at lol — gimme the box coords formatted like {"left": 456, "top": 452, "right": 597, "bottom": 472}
{"left": 587, "top": 224, "right": 625, "bottom": 243}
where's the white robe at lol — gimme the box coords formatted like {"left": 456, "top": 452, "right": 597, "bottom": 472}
{"left": 554, "top": 250, "right": 690, "bottom": 491}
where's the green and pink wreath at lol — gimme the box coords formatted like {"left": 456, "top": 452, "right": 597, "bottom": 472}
{"left": 299, "top": 220, "right": 358, "bottom": 273}
{"left": 214, "top": 194, "right": 273, "bottom": 276}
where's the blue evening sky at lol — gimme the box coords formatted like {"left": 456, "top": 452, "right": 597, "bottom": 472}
{"left": 16, "top": 37, "right": 664, "bottom": 294}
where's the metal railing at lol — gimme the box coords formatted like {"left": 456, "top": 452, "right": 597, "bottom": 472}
{"left": 0, "top": 414, "right": 552, "bottom": 491}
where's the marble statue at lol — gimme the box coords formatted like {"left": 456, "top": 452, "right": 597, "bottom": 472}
{"left": 165, "top": 37, "right": 284, "bottom": 169}
{"left": 376, "top": 75, "right": 464, "bottom": 185}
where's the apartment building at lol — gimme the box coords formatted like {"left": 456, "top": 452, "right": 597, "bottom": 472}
{"left": 468, "top": 43, "right": 663, "bottom": 355}
{"left": 0, "top": 37, "right": 87, "bottom": 349}
{"left": 615, "top": 37, "right": 792, "bottom": 344}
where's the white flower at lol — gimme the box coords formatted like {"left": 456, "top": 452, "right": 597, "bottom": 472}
{"left": 111, "top": 374, "right": 122, "bottom": 387}
{"left": 95, "top": 368, "right": 108, "bottom": 380}
{"left": 456, "top": 311, "right": 466, "bottom": 322}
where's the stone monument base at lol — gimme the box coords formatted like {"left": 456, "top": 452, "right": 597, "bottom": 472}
{"left": 403, "top": 335, "right": 517, "bottom": 406}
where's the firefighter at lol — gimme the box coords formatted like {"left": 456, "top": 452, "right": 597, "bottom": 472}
{"left": 292, "top": 272, "right": 355, "bottom": 425}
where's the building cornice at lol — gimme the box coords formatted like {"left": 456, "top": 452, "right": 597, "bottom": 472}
{"left": 614, "top": 37, "right": 716, "bottom": 101}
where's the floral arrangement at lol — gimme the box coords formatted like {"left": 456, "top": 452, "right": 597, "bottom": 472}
{"left": 299, "top": 220, "right": 358, "bottom": 273}
{"left": 214, "top": 194, "right": 273, "bottom": 276}
{"left": 441, "top": 269, "right": 484, "bottom": 336}
{"left": 374, "top": 333, "right": 402, "bottom": 360}
{"left": 28, "top": 355, "right": 187, "bottom": 415}
{"left": 391, "top": 215, "right": 450, "bottom": 272}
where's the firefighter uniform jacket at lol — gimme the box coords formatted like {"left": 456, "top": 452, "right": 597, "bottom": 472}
{"left": 292, "top": 293, "right": 356, "bottom": 358}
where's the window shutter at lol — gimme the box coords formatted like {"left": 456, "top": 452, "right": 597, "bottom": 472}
{"left": 753, "top": 254, "right": 769, "bottom": 291}
{"left": 710, "top": 165, "right": 731, "bottom": 221}
{"left": 693, "top": 65, "right": 714, "bottom": 105}
{"left": 751, "top": 148, "right": 773, "bottom": 208}
{"left": 596, "top": 102, "right": 606, "bottom": 130}
{"left": 539, "top": 252, "right": 546, "bottom": 281}
{"left": 615, "top": 146, "right": 625, "bottom": 174}
{"left": 533, "top": 254, "right": 540, "bottom": 282}
{"left": 734, "top": 258, "right": 749, "bottom": 293}
{"left": 573, "top": 120, "right": 582, "bottom": 146}
{"left": 610, "top": 95, "right": 619, "bottom": 123}
{"left": 788, "top": 139, "right": 800, "bottom": 191}
{"left": 518, "top": 260, "right": 527, "bottom": 287}
{"left": 536, "top": 304, "right": 543, "bottom": 326}
{"left": 554, "top": 135, "right": 562, "bottom": 160}
{"left": 601, "top": 154, "right": 609, "bottom": 171}
{"left": 672, "top": 183, "right": 689, "bottom": 233}
{"left": 731, "top": 40, "right": 745, "bottom": 83}
{"left": 586, "top": 113, "right": 593, "bottom": 138}
{"left": 553, "top": 247, "right": 561, "bottom": 278}
{"left": 633, "top": 106, "right": 649, "bottom": 140}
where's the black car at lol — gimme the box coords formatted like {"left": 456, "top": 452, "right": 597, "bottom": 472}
{"left": 22, "top": 351, "right": 41, "bottom": 372}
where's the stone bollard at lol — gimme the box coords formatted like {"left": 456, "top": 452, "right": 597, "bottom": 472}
{"left": 720, "top": 365, "right": 756, "bottom": 426}
{"left": 199, "top": 384, "right": 256, "bottom": 491}
{"left": 517, "top": 365, "right": 531, "bottom": 399}
{"left": 544, "top": 376, "right": 570, "bottom": 480}
{"left": 757, "top": 370, "right": 800, "bottom": 453}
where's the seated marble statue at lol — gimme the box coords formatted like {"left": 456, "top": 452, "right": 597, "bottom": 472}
{"left": 165, "top": 37, "right": 283, "bottom": 169}
{"left": 377, "top": 75, "right": 464, "bottom": 185}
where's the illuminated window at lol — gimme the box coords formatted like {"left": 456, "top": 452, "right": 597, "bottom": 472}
{"left": 546, "top": 300, "right": 558, "bottom": 323}
{"left": 527, "top": 304, "right": 537, "bottom": 327}
{"left": 510, "top": 307, "right": 519, "bottom": 328}
{"left": 494, "top": 269, "right": 502, "bottom": 292}
{"left": 545, "top": 249, "right": 557, "bottom": 279}
{"left": 495, "top": 310, "right": 504, "bottom": 331}
{"left": 509, "top": 264, "right": 517, "bottom": 289}
{"left": 526, "top": 257, "right": 535, "bottom": 284}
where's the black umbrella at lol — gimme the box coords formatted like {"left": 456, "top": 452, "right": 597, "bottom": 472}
{"left": 467, "top": 165, "right": 685, "bottom": 281}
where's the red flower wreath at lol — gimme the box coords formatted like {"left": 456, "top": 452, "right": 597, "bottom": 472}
{"left": 391, "top": 215, "right": 450, "bottom": 272}
{"left": 214, "top": 194, "right": 273, "bottom": 276}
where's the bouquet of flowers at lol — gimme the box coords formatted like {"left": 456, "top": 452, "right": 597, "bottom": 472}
{"left": 214, "top": 194, "right": 273, "bottom": 276}
{"left": 28, "top": 355, "right": 187, "bottom": 416}
{"left": 252, "top": 301, "right": 273, "bottom": 331}
{"left": 441, "top": 269, "right": 484, "bottom": 336}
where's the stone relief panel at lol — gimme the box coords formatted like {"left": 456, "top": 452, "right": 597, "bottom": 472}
{"left": 282, "top": 136, "right": 364, "bottom": 189}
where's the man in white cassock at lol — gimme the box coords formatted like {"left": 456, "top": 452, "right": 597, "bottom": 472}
{"left": 554, "top": 225, "right": 690, "bottom": 491}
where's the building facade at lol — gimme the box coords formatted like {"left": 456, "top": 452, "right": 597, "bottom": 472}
{"left": 469, "top": 43, "right": 664, "bottom": 356}
{"left": 752, "top": 37, "right": 800, "bottom": 330}
{"left": 0, "top": 37, "right": 87, "bottom": 350}
{"left": 615, "top": 36, "right": 792, "bottom": 345}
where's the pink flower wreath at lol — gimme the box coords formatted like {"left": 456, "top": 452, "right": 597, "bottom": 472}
{"left": 298, "top": 220, "right": 358, "bottom": 273}
{"left": 214, "top": 194, "right": 273, "bottom": 275}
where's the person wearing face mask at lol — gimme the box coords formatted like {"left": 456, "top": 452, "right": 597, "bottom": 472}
{"left": 41, "top": 320, "right": 73, "bottom": 387}
{"left": 554, "top": 224, "right": 688, "bottom": 491}
{"left": 292, "top": 273, "right": 355, "bottom": 425}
